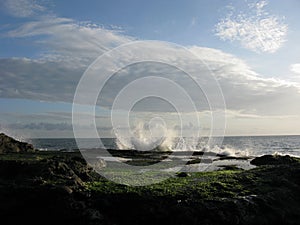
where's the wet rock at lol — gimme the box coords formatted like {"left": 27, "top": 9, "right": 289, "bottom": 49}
{"left": 176, "top": 172, "right": 191, "bottom": 177}
{"left": 0, "top": 133, "right": 35, "bottom": 153}
{"left": 217, "top": 156, "right": 251, "bottom": 161}
{"left": 60, "top": 185, "right": 73, "bottom": 194}
{"left": 32, "top": 176, "right": 46, "bottom": 185}
{"left": 187, "top": 158, "right": 213, "bottom": 164}
{"left": 250, "top": 154, "right": 299, "bottom": 166}
{"left": 218, "top": 165, "right": 244, "bottom": 171}
{"left": 84, "top": 208, "right": 103, "bottom": 222}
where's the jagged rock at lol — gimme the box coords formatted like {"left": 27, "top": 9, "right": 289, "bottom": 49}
{"left": 0, "top": 133, "right": 35, "bottom": 153}
{"left": 250, "top": 154, "right": 298, "bottom": 166}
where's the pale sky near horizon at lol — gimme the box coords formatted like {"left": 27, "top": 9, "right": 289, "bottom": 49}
{"left": 1, "top": 0, "right": 300, "bottom": 138}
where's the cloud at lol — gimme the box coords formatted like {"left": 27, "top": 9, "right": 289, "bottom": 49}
{"left": 0, "top": 122, "right": 74, "bottom": 139}
{"left": 0, "top": 57, "right": 82, "bottom": 101}
{"left": 190, "top": 46, "right": 300, "bottom": 115}
{"left": 1, "top": 0, "right": 45, "bottom": 17}
{"left": 1, "top": 43, "right": 300, "bottom": 117}
{"left": 290, "top": 64, "right": 300, "bottom": 74}
{"left": 225, "top": 109, "right": 300, "bottom": 120}
{"left": 1, "top": 9, "right": 300, "bottom": 119}
{"left": 215, "top": 0, "right": 288, "bottom": 53}
{"left": 0, "top": 15, "right": 133, "bottom": 101}
{"left": 0, "top": 112, "right": 71, "bottom": 122}
{"left": 6, "top": 16, "right": 133, "bottom": 66}
{"left": 6, "top": 122, "right": 72, "bottom": 131}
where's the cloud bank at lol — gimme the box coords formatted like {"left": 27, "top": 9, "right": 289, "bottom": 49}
{"left": 1, "top": 0, "right": 299, "bottom": 122}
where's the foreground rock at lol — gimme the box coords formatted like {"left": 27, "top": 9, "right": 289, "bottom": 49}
{"left": 0, "top": 148, "right": 300, "bottom": 225}
{"left": 0, "top": 133, "right": 35, "bottom": 153}
{"left": 0, "top": 152, "right": 103, "bottom": 225}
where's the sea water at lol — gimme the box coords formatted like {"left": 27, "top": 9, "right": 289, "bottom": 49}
{"left": 29, "top": 135, "right": 300, "bottom": 157}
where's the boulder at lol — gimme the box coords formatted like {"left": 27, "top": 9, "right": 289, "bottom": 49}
{"left": 250, "top": 154, "right": 298, "bottom": 166}
{"left": 0, "top": 133, "right": 35, "bottom": 153}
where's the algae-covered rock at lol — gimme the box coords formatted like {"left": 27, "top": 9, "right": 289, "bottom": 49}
{"left": 0, "top": 149, "right": 300, "bottom": 225}
{"left": 0, "top": 133, "right": 35, "bottom": 153}
{"left": 250, "top": 154, "right": 298, "bottom": 166}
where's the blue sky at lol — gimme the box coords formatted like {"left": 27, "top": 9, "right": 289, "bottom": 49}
{"left": 1, "top": 0, "right": 300, "bottom": 138}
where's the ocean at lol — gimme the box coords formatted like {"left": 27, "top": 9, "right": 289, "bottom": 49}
{"left": 28, "top": 135, "right": 300, "bottom": 157}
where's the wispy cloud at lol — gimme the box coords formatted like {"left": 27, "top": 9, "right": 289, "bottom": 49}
{"left": 0, "top": 13, "right": 133, "bottom": 101}
{"left": 7, "top": 16, "right": 133, "bottom": 66}
{"left": 214, "top": 0, "right": 288, "bottom": 53}
{"left": 1, "top": 0, "right": 45, "bottom": 18}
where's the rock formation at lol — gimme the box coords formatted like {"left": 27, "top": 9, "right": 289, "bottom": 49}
{"left": 250, "top": 154, "right": 298, "bottom": 166}
{"left": 0, "top": 133, "right": 35, "bottom": 153}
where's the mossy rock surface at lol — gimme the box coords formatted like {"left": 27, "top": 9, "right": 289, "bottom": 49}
{"left": 0, "top": 149, "right": 300, "bottom": 225}
{"left": 250, "top": 154, "right": 299, "bottom": 166}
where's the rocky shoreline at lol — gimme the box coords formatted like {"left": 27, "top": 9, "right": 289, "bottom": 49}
{"left": 0, "top": 133, "right": 300, "bottom": 225}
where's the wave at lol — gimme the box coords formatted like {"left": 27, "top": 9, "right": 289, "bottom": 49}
{"left": 115, "top": 121, "right": 180, "bottom": 151}
{"left": 272, "top": 151, "right": 300, "bottom": 158}
{"left": 210, "top": 146, "right": 251, "bottom": 157}
{"left": 113, "top": 121, "right": 256, "bottom": 158}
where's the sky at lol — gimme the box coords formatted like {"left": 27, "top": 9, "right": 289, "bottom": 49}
{"left": 0, "top": 0, "right": 300, "bottom": 138}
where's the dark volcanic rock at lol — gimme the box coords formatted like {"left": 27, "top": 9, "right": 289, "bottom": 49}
{"left": 176, "top": 172, "right": 191, "bottom": 177}
{"left": 0, "top": 133, "right": 35, "bottom": 153}
{"left": 187, "top": 158, "right": 213, "bottom": 164}
{"left": 250, "top": 154, "right": 299, "bottom": 166}
{"left": 1, "top": 150, "right": 300, "bottom": 225}
{"left": 0, "top": 152, "right": 104, "bottom": 225}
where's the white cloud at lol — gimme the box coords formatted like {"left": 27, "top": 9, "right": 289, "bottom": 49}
{"left": 290, "top": 64, "right": 300, "bottom": 74}
{"left": 2, "top": 0, "right": 45, "bottom": 17}
{"left": 1, "top": 11, "right": 300, "bottom": 120}
{"left": 190, "top": 46, "right": 300, "bottom": 115}
{"left": 1, "top": 43, "right": 300, "bottom": 117}
{"left": 7, "top": 16, "right": 133, "bottom": 67}
{"left": 0, "top": 15, "right": 134, "bottom": 102}
{"left": 215, "top": 0, "right": 288, "bottom": 53}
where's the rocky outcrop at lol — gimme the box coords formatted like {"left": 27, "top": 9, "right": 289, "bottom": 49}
{"left": 0, "top": 149, "right": 300, "bottom": 225}
{"left": 0, "top": 152, "right": 103, "bottom": 225}
{"left": 250, "top": 154, "right": 299, "bottom": 166}
{"left": 0, "top": 133, "right": 35, "bottom": 153}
